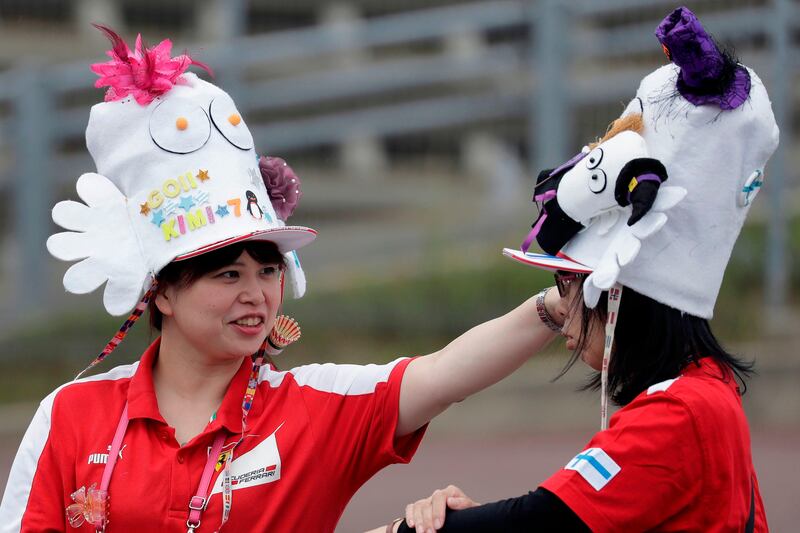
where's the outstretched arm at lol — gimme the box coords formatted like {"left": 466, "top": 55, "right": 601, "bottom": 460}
{"left": 395, "top": 288, "right": 564, "bottom": 437}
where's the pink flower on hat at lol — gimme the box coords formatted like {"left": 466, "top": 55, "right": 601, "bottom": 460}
{"left": 259, "top": 156, "right": 302, "bottom": 221}
{"left": 90, "top": 24, "right": 211, "bottom": 106}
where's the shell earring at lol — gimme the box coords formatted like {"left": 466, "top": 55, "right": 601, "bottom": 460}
{"left": 266, "top": 315, "right": 301, "bottom": 356}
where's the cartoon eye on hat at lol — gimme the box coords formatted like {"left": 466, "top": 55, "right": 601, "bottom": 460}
{"left": 209, "top": 93, "right": 254, "bottom": 150}
{"left": 149, "top": 97, "right": 211, "bottom": 154}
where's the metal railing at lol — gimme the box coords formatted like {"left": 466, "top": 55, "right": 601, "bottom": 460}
{"left": 0, "top": 0, "right": 796, "bottom": 323}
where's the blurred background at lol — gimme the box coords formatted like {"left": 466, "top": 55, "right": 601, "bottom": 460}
{"left": 0, "top": 0, "right": 797, "bottom": 530}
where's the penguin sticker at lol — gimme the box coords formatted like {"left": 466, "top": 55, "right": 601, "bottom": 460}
{"left": 245, "top": 190, "right": 263, "bottom": 219}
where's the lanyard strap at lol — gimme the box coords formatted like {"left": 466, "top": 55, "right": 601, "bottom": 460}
{"left": 101, "top": 404, "right": 129, "bottom": 492}
{"left": 600, "top": 283, "right": 623, "bottom": 431}
{"left": 216, "top": 349, "right": 268, "bottom": 529}
{"left": 100, "top": 404, "right": 228, "bottom": 533}
{"left": 187, "top": 432, "right": 227, "bottom": 531}
{"left": 85, "top": 404, "right": 130, "bottom": 532}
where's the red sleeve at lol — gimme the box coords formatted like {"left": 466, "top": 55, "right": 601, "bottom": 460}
{"left": 294, "top": 358, "right": 427, "bottom": 490}
{"left": 371, "top": 358, "right": 428, "bottom": 466}
{"left": 540, "top": 394, "right": 702, "bottom": 533}
{"left": 0, "top": 391, "right": 72, "bottom": 533}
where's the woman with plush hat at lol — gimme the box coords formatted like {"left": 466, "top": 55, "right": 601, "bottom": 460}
{"left": 0, "top": 27, "right": 573, "bottom": 533}
{"left": 377, "top": 7, "right": 779, "bottom": 533}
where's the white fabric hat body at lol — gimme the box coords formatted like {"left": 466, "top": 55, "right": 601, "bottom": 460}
{"left": 48, "top": 71, "right": 316, "bottom": 316}
{"left": 609, "top": 65, "right": 779, "bottom": 318}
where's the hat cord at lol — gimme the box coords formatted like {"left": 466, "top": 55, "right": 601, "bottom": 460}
{"left": 74, "top": 279, "right": 159, "bottom": 381}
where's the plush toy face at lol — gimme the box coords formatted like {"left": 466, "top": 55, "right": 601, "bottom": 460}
{"left": 557, "top": 131, "right": 649, "bottom": 225}
{"left": 526, "top": 129, "right": 669, "bottom": 257}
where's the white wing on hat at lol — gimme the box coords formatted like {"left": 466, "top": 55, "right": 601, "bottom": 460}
{"left": 46, "top": 173, "right": 150, "bottom": 316}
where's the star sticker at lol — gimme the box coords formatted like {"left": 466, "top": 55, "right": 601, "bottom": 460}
{"left": 216, "top": 204, "right": 230, "bottom": 218}
{"left": 139, "top": 202, "right": 151, "bottom": 215}
{"left": 151, "top": 209, "right": 165, "bottom": 227}
{"left": 178, "top": 195, "right": 196, "bottom": 211}
{"left": 197, "top": 169, "right": 210, "bottom": 182}
{"left": 248, "top": 168, "right": 262, "bottom": 188}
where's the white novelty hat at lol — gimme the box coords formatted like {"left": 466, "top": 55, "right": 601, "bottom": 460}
{"left": 506, "top": 6, "right": 779, "bottom": 319}
{"left": 47, "top": 29, "right": 316, "bottom": 316}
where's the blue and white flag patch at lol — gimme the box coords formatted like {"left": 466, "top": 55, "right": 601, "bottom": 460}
{"left": 565, "top": 447, "right": 621, "bottom": 491}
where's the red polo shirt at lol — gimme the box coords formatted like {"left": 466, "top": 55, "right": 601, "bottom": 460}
{"left": 1, "top": 339, "right": 425, "bottom": 532}
{"left": 542, "top": 358, "right": 767, "bottom": 532}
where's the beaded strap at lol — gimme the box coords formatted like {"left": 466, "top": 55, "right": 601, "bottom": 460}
{"left": 75, "top": 279, "right": 158, "bottom": 380}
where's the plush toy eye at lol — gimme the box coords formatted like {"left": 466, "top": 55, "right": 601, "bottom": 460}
{"left": 586, "top": 147, "right": 603, "bottom": 170}
{"left": 588, "top": 168, "right": 607, "bottom": 193}
{"left": 209, "top": 94, "right": 254, "bottom": 150}
{"left": 149, "top": 98, "right": 211, "bottom": 154}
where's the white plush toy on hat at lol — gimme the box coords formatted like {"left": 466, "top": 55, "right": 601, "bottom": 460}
{"left": 46, "top": 26, "right": 316, "bottom": 316}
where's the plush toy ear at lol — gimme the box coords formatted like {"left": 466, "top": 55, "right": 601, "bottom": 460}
{"left": 614, "top": 158, "right": 668, "bottom": 225}
{"left": 533, "top": 168, "right": 556, "bottom": 197}
{"left": 521, "top": 167, "right": 579, "bottom": 254}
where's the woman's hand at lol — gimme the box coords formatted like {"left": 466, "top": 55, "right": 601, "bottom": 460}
{"left": 544, "top": 286, "right": 568, "bottom": 329}
{"left": 405, "top": 485, "right": 479, "bottom": 532}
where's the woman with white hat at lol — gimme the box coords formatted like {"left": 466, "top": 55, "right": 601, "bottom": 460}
{"left": 0, "top": 27, "right": 569, "bottom": 533}
{"left": 378, "top": 7, "right": 779, "bottom": 532}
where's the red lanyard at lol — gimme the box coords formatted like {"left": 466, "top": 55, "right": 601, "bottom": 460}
{"left": 98, "top": 404, "right": 227, "bottom": 533}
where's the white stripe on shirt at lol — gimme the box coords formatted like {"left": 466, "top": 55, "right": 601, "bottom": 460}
{"left": 259, "top": 358, "right": 407, "bottom": 395}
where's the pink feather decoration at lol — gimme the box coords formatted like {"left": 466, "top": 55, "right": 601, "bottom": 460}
{"left": 90, "top": 24, "right": 212, "bottom": 106}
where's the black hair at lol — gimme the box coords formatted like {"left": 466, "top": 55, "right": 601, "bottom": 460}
{"left": 148, "top": 240, "right": 285, "bottom": 331}
{"left": 559, "top": 281, "right": 752, "bottom": 406}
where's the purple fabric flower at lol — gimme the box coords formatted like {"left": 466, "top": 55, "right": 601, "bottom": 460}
{"left": 259, "top": 156, "right": 302, "bottom": 221}
{"left": 656, "top": 6, "right": 750, "bottom": 110}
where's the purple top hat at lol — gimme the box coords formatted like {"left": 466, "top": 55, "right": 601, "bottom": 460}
{"left": 656, "top": 6, "right": 750, "bottom": 110}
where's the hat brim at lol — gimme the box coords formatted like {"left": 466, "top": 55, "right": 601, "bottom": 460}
{"left": 175, "top": 226, "right": 317, "bottom": 261}
{"left": 502, "top": 248, "right": 593, "bottom": 274}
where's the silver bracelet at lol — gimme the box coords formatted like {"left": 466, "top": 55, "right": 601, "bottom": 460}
{"left": 536, "top": 289, "right": 562, "bottom": 332}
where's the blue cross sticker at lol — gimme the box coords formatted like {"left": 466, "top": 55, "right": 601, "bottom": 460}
{"left": 565, "top": 448, "right": 621, "bottom": 490}
{"left": 569, "top": 452, "right": 612, "bottom": 479}
{"left": 738, "top": 169, "right": 764, "bottom": 207}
